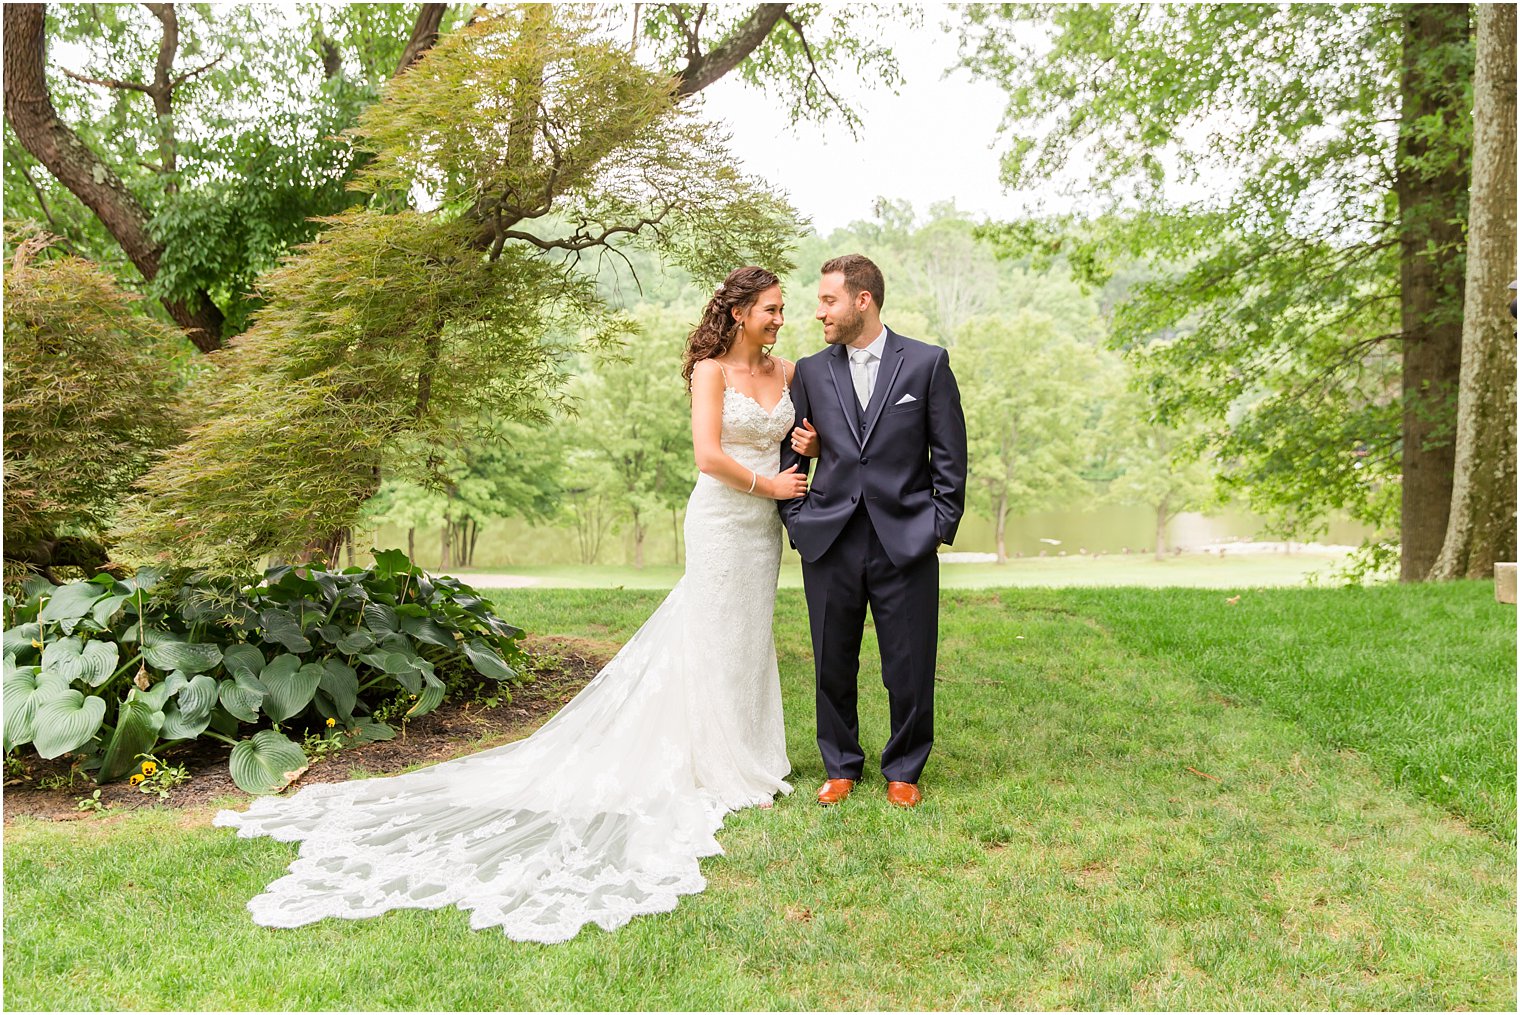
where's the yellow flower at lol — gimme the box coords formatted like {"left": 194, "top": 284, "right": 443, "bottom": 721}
{"left": 128, "top": 774, "right": 145, "bottom": 785}
{"left": 325, "top": 717, "right": 336, "bottom": 728}
{"left": 140, "top": 761, "right": 157, "bottom": 776}
{"left": 30, "top": 639, "right": 42, "bottom": 649}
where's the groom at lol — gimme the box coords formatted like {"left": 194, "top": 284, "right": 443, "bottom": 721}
{"left": 778, "top": 255, "right": 967, "bottom": 809}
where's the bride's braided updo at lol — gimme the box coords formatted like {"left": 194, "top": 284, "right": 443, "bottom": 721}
{"left": 682, "top": 266, "right": 781, "bottom": 392}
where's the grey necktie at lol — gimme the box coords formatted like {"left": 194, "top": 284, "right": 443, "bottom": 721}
{"left": 851, "top": 348, "right": 875, "bottom": 409}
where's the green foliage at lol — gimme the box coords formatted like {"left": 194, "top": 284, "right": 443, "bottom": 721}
{"left": 360, "top": 416, "right": 568, "bottom": 569}
{"left": 1, "top": 231, "right": 186, "bottom": 556}
{"left": 112, "top": 6, "right": 803, "bottom": 572}
{"left": 353, "top": 7, "right": 804, "bottom": 286}
{"left": 2, "top": 549, "right": 527, "bottom": 795}
{"left": 109, "top": 210, "right": 622, "bottom": 572}
{"left": 562, "top": 305, "right": 697, "bottom": 567}
{"left": 1102, "top": 387, "right": 1217, "bottom": 544}
{"left": 5, "top": 4, "right": 434, "bottom": 327}
{"left": 957, "top": 307, "right": 1113, "bottom": 544}
{"left": 958, "top": 4, "right": 1473, "bottom": 542}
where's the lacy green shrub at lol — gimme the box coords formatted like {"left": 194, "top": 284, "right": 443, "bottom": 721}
{"left": 3, "top": 549, "right": 525, "bottom": 795}
{"left": 2, "top": 230, "right": 186, "bottom": 569}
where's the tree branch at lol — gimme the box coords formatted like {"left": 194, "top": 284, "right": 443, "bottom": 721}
{"left": 395, "top": 3, "right": 448, "bottom": 77}
{"left": 779, "top": 9, "right": 849, "bottom": 119}
{"left": 497, "top": 212, "right": 671, "bottom": 253}
{"left": 60, "top": 67, "right": 152, "bottom": 93}
{"left": 674, "top": 3, "right": 788, "bottom": 98}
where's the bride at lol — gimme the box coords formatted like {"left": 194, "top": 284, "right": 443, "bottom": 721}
{"left": 214, "top": 266, "right": 815, "bottom": 943}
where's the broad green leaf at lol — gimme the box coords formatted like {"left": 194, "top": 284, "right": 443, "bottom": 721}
{"left": 90, "top": 594, "right": 129, "bottom": 628}
{"left": 405, "top": 672, "right": 445, "bottom": 718}
{"left": 317, "top": 660, "right": 358, "bottom": 717}
{"left": 98, "top": 698, "right": 164, "bottom": 782}
{"left": 258, "top": 608, "right": 312, "bottom": 653}
{"left": 177, "top": 674, "right": 218, "bottom": 722}
{"left": 221, "top": 643, "right": 266, "bottom": 681}
{"left": 140, "top": 629, "right": 223, "bottom": 674}
{"left": 132, "top": 676, "right": 178, "bottom": 712}
{"left": 362, "top": 602, "right": 400, "bottom": 634}
{"left": 38, "top": 582, "right": 107, "bottom": 633}
{"left": 259, "top": 655, "right": 322, "bottom": 722}
{"left": 207, "top": 706, "right": 241, "bottom": 736}
{"left": 1, "top": 665, "right": 60, "bottom": 752}
{"left": 464, "top": 639, "right": 516, "bottom": 681}
{"left": 402, "top": 615, "right": 457, "bottom": 648}
{"left": 21, "top": 575, "right": 56, "bottom": 600}
{"left": 335, "top": 627, "right": 375, "bottom": 654}
{"left": 3, "top": 623, "right": 41, "bottom": 661}
{"left": 228, "top": 729, "right": 308, "bottom": 795}
{"left": 351, "top": 721, "right": 395, "bottom": 743}
{"left": 160, "top": 701, "right": 211, "bottom": 741}
{"left": 218, "top": 678, "right": 264, "bottom": 723}
{"left": 41, "top": 637, "right": 119, "bottom": 686}
{"left": 32, "top": 690, "right": 108, "bottom": 759}
{"left": 371, "top": 548, "right": 412, "bottom": 578}
{"left": 119, "top": 568, "right": 163, "bottom": 594}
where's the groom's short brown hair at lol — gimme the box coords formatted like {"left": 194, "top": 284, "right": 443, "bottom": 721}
{"left": 821, "top": 254, "right": 885, "bottom": 311}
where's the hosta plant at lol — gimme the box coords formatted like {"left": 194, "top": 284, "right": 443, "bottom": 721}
{"left": 3, "top": 549, "right": 526, "bottom": 794}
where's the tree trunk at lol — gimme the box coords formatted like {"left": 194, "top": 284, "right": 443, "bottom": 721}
{"left": 632, "top": 511, "right": 646, "bottom": 569}
{"left": 1396, "top": 3, "right": 1472, "bottom": 581}
{"left": 1154, "top": 498, "right": 1169, "bottom": 561}
{"left": 439, "top": 520, "right": 452, "bottom": 570}
{"left": 395, "top": 4, "right": 447, "bottom": 76}
{"left": 1430, "top": 4, "right": 1518, "bottom": 580}
{"left": 672, "top": 508, "right": 681, "bottom": 566}
{"left": 994, "top": 493, "right": 1009, "bottom": 564}
{"left": 468, "top": 517, "right": 481, "bottom": 568}
{"left": 2, "top": 4, "right": 224, "bottom": 350}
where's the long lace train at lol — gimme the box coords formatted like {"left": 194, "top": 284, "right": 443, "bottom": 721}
{"left": 215, "top": 376, "right": 797, "bottom": 942}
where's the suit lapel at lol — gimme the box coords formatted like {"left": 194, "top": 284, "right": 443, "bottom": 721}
{"left": 827, "top": 346, "right": 864, "bottom": 449}
{"left": 860, "top": 330, "right": 906, "bottom": 450}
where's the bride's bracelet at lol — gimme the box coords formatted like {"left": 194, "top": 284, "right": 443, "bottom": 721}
{"left": 746, "top": 470, "right": 757, "bottom": 494}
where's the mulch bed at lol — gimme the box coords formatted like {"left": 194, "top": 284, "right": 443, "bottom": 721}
{"left": 2, "top": 636, "right": 611, "bottom": 824}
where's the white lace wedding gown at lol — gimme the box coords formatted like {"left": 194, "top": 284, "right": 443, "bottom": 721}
{"left": 214, "top": 376, "right": 795, "bottom": 943}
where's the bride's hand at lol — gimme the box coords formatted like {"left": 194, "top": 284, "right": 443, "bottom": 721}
{"left": 790, "top": 418, "right": 820, "bottom": 458}
{"left": 765, "top": 465, "right": 808, "bottom": 500}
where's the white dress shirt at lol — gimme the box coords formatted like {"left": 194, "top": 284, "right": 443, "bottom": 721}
{"left": 849, "top": 326, "right": 889, "bottom": 409}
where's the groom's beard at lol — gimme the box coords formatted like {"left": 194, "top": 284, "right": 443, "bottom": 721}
{"left": 824, "top": 306, "right": 865, "bottom": 345}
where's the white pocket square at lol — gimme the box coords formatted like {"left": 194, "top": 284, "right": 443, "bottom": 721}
{"left": 894, "top": 393, "right": 918, "bottom": 405}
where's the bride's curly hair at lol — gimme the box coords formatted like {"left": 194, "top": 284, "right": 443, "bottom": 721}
{"left": 682, "top": 266, "right": 781, "bottom": 392}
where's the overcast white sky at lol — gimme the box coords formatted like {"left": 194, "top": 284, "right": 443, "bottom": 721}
{"left": 696, "top": 14, "right": 1037, "bottom": 235}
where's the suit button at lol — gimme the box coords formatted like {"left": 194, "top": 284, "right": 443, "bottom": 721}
{"left": 850, "top": 494, "right": 858, "bottom": 503}
{"left": 859, "top": 457, "right": 868, "bottom": 465}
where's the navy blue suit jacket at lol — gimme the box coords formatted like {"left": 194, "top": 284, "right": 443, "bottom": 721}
{"left": 779, "top": 329, "right": 968, "bottom": 568}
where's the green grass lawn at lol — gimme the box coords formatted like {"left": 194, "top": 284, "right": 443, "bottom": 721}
{"left": 450, "top": 549, "right": 1351, "bottom": 590}
{"left": 5, "top": 584, "right": 1513, "bottom": 1010}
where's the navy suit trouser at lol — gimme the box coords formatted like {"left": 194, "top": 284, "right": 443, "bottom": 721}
{"left": 801, "top": 503, "right": 939, "bottom": 784}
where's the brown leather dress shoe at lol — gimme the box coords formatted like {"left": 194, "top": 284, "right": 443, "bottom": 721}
{"left": 886, "top": 781, "right": 922, "bottom": 808}
{"left": 816, "top": 778, "right": 856, "bottom": 805}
